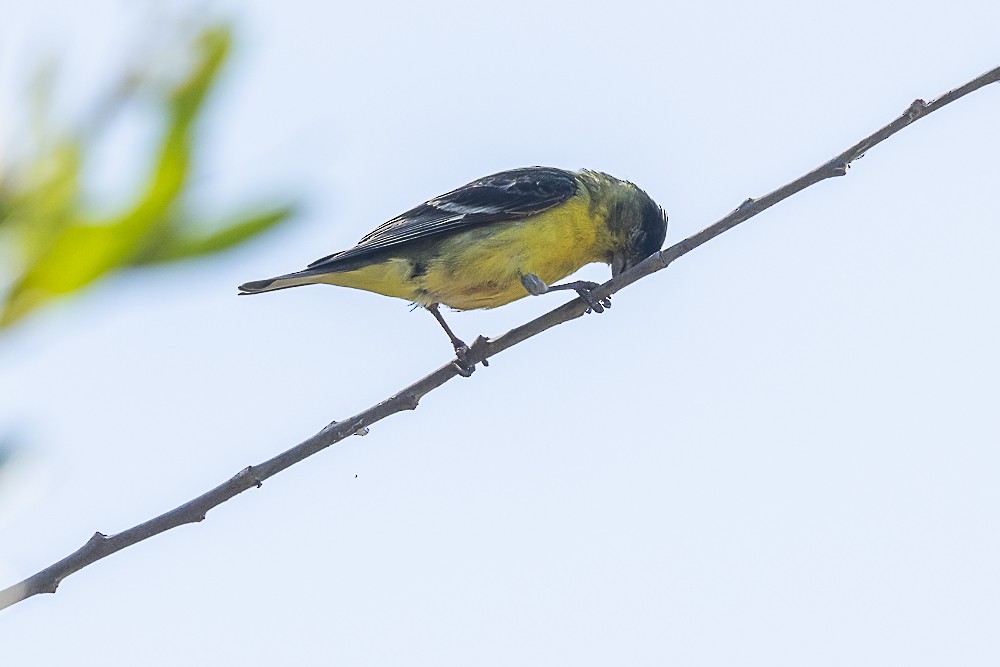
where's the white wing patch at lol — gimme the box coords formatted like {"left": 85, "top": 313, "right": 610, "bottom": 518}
{"left": 432, "top": 201, "right": 501, "bottom": 215}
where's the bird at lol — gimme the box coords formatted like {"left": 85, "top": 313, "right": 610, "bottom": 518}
{"left": 239, "top": 166, "right": 667, "bottom": 374}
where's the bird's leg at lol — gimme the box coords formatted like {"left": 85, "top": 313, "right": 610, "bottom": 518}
{"left": 520, "top": 274, "right": 611, "bottom": 314}
{"left": 427, "top": 304, "right": 486, "bottom": 376}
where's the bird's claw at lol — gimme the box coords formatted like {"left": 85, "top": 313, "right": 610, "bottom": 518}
{"left": 575, "top": 283, "right": 611, "bottom": 314}
{"left": 589, "top": 294, "right": 612, "bottom": 313}
{"left": 452, "top": 344, "right": 475, "bottom": 377}
{"left": 451, "top": 337, "right": 489, "bottom": 377}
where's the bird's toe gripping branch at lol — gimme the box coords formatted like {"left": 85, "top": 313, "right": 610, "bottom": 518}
{"left": 452, "top": 343, "right": 475, "bottom": 377}
{"left": 559, "top": 280, "right": 611, "bottom": 314}
{"left": 450, "top": 336, "right": 490, "bottom": 377}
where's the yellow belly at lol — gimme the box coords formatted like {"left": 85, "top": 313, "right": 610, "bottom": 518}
{"left": 314, "top": 195, "right": 611, "bottom": 310}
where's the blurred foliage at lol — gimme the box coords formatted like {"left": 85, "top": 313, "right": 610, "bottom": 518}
{"left": 0, "top": 21, "right": 296, "bottom": 330}
{"left": 0, "top": 440, "right": 11, "bottom": 469}
{"left": 0, "top": 432, "right": 11, "bottom": 479}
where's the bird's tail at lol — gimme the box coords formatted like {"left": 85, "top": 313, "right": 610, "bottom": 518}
{"left": 238, "top": 269, "right": 328, "bottom": 295}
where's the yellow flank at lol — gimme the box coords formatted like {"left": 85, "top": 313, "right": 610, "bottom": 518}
{"left": 312, "top": 192, "right": 613, "bottom": 310}
{"left": 312, "top": 257, "right": 417, "bottom": 301}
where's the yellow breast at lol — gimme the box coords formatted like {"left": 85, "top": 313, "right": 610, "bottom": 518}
{"left": 420, "top": 195, "right": 610, "bottom": 310}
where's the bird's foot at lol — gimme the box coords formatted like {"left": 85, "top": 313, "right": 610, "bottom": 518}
{"left": 451, "top": 336, "right": 489, "bottom": 377}
{"left": 452, "top": 342, "right": 475, "bottom": 377}
{"left": 579, "top": 286, "right": 611, "bottom": 314}
{"left": 556, "top": 280, "right": 611, "bottom": 313}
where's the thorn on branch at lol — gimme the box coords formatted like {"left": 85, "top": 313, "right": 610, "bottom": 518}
{"left": 241, "top": 466, "right": 263, "bottom": 488}
{"left": 907, "top": 98, "right": 928, "bottom": 119}
{"left": 79, "top": 531, "right": 112, "bottom": 561}
{"left": 470, "top": 335, "right": 490, "bottom": 358}
{"left": 393, "top": 391, "right": 420, "bottom": 411}
{"left": 644, "top": 252, "right": 668, "bottom": 271}
{"left": 323, "top": 419, "right": 372, "bottom": 436}
{"left": 85, "top": 532, "right": 109, "bottom": 550}
{"left": 181, "top": 507, "right": 208, "bottom": 523}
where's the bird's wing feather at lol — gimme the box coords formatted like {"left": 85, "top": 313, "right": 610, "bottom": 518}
{"left": 306, "top": 167, "right": 579, "bottom": 270}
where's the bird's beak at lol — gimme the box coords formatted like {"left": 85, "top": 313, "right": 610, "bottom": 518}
{"left": 611, "top": 253, "right": 627, "bottom": 278}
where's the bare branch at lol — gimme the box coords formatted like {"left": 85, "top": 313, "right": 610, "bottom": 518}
{"left": 2, "top": 64, "right": 997, "bottom": 612}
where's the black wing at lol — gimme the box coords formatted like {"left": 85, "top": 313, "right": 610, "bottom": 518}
{"left": 306, "top": 167, "right": 579, "bottom": 270}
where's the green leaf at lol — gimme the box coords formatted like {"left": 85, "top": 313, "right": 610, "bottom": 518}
{"left": 0, "top": 22, "right": 300, "bottom": 332}
{"left": 132, "top": 204, "right": 296, "bottom": 265}
{"left": 0, "top": 24, "right": 233, "bottom": 329}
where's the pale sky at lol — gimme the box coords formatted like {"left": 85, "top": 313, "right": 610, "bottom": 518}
{"left": 2, "top": 1, "right": 999, "bottom": 664}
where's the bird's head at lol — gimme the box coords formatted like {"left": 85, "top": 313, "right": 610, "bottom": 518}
{"left": 609, "top": 189, "right": 668, "bottom": 278}
{"left": 576, "top": 170, "right": 668, "bottom": 278}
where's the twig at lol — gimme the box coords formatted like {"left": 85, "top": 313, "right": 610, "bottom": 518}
{"left": 2, "top": 64, "right": 997, "bottom": 612}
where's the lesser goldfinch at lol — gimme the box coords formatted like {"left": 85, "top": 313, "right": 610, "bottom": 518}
{"left": 239, "top": 167, "right": 667, "bottom": 371}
